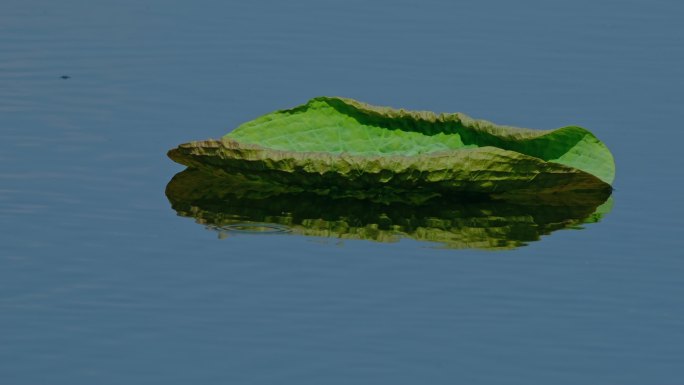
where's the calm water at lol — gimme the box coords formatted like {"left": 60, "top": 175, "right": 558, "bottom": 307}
{"left": 2, "top": 0, "right": 683, "bottom": 383}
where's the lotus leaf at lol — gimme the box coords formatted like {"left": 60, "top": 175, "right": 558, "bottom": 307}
{"left": 168, "top": 97, "right": 615, "bottom": 196}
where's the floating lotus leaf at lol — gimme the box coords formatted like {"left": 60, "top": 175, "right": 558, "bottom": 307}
{"left": 168, "top": 97, "right": 615, "bottom": 197}
{"left": 165, "top": 169, "right": 613, "bottom": 250}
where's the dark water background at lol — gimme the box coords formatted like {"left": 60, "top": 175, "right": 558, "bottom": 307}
{"left": 2, "top": 0, "right": 683, "bottom": 383}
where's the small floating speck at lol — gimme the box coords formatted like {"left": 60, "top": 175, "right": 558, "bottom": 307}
{"left": 60, "top": 75, "right": 70, "bottom": 79}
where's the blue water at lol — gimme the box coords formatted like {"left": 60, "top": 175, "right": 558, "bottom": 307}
{"left": 2, "top": 0, "right": 683, "bottom": 383}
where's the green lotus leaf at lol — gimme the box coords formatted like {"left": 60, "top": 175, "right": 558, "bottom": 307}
{"left": 165, "top": 169, "right": 613, "bottom": 250}
{"left": 168, "top": 97, "right": 615, "bottom": 196}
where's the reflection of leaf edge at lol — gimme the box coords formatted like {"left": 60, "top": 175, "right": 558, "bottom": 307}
{"left": 165, "top": 169, "right": 613, "bottom": 250}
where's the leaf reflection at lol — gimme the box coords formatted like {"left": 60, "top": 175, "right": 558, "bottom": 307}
{"left": 165, "top": 169, "right": 612, "bottom": 250}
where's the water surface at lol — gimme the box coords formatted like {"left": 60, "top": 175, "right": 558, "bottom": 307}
{"left": 2, "top": 0, "right": 684, "bottom": 384}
